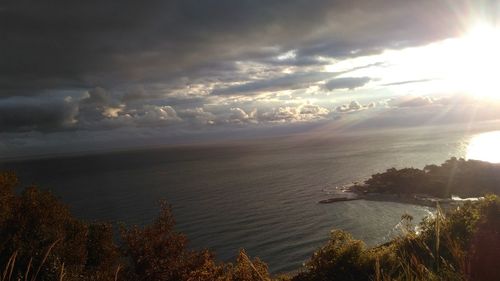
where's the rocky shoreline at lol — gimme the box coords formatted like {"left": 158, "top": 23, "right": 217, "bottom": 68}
{"left": 318, "top": 183, "right": 482, "bottom": 208}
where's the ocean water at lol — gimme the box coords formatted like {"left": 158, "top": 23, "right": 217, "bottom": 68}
{"left": 0, "top": 127, "right": 473, "bottom": 273}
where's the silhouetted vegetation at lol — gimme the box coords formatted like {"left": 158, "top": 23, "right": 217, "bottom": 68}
{"left": 1, "top": 168, "right": 499, "bottom": 280}
{"left": 296, "top": 195, "right": 500, "bottom": 281}
{"left": 358, "top": 157, "right": 500, "bottom": 198}
{"left": 0, "top": 172, "right": 270, "bottom": 281}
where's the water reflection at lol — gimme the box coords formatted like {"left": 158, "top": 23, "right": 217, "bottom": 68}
{"left": 467, "top": 131, "right": 500, "bottom": 163}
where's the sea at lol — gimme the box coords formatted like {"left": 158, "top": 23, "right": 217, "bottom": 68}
{"left": 0, "top": 124, "right": 490, "bottom": 273}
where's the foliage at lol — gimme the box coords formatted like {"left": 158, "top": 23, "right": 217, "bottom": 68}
{"left": 292, "top": 230, "right": 395, "bottom": 281}
{"left": 1, "top": 170, "right": 500, "bottom": 280}
{"left": 120, "top": 203, "right": 271, "bottom": 281}
{"left": 0, "top": 172, "right": 271, "bottom": 281}
{"left": 120, "top": 201, "right": 221, "bottom": 281}
{"left": 293, "top": 195, "right": 500, "bottom": 281}
{"left": 225, "top": 250, "right": 271, "bottom": 281}
{"left": 0, "top": 172, "right": 17, "bottom": 228}
{"left": 361, "top": 157, "right": 500, "bottom": 198}
{"left": 0, "top": 172, "right": 120, "bottom": 280}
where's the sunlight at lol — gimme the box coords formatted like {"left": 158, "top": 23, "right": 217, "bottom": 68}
{"left": 452, "top": 23, "right": 500, "bottom": 98}
{"left": 391, "top": 22, "right": 500, "bottom": 98}
{"left": 466, "top": 131, "right": 500, "bottom": 163}
{"left": 324, "top": 22, "right": 500, "bottom": 99}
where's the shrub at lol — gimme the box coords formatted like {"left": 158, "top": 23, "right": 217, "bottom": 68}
{"left": 293, "top": 230, "right": 376, "bottom": 281}
{"left": 0, "top": 172, "right": 120, "bottom": 280}
{"left": 120, "top": 201, "right": 223, "bottom": 281}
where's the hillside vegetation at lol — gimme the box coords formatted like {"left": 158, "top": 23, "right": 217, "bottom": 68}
{"left": 357, "top": 157, "right": 500, "bottom": 198}
{"left": 1, "top": 159, "right": 499, "bottom": 280}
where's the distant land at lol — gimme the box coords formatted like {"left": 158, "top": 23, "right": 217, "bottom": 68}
{"left": 357, "top": 157, "right": 500, "bottom": 198}
{"left": 320, "top": 157, "right": 500, "bottom": 207}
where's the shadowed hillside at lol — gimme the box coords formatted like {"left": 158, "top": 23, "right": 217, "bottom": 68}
{"left": 356, "top": 157, "right": 500, "bottom": 198}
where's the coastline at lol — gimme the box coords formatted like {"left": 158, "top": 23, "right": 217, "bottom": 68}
{"left": 319, "top": 183, "right": 480, "bottom": 209}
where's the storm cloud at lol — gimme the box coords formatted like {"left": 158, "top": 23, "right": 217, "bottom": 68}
{"left": 212, "top": 72, "right": 335, "bottom": 96}
{"left": 1, "top": 1, "right": 484, "bottom": 97}
{"left": 1, "top": 0, "right": 499, "bottom": 156}
{"left": 0, "top": 97, "right": 78, "bottom": 132}
{"left": 324, "top": 77, "right": 372, "bottom": 91}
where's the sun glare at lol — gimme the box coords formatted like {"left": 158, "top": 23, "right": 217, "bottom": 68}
{"left": 466, "top": 131, "right": 500, "bottom": 163}
{"left": 324, "top": 22, "right": 500, "bottom": 98}
{"left": 455, "top": 24, "right": 500, "bottom": 98}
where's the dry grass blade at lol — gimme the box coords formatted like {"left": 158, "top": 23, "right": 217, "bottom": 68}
{"left": 240, "top": 251, "right": 268, "bottom": 281}
{"left": 114, "top": 264, "right": 121, "bottom": 281}
{"left": 435, "top": 203, "right": 441, "bottom": 273}
{"left": 31, "top": 239, "right": 61, "bottom": 281}
{"left": 6, "top": 252, "right": 16, "bottom": 281}
{"left": 23, "top": 258, "right": 32, "bottom": 281}
{"left": 58, "top": 263, "right": 65, "bottom": 281}
{"left": 2, "top": 251, "right": 17, "bottom": 281}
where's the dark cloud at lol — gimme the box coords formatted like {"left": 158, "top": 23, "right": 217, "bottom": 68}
{"left": 177, "top": 108, "right": 217, "bottom": 126}
{"left": 121, "top": 87, "right": 161, "bottom": 103}
{"left": 325, "top": 77, "right": 371, "bottom": 91}
{"left": 211, "top": 72, "right": 334, "bottom": 96}
{"left": 0, "top": 0, "right": 331, "bottom": 96}
{"left": 82, "top": 87, "right": 112, "bottom": 105}
{"left": 0, "top": 97, "right": 78, "bottom": 132}
{"left": 1, "top": 0, "right": 489, "bottom": 97}
{"left": 212, "top": 61, "right": 386, "bottom": 96}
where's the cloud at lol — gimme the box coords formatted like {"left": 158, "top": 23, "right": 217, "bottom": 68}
{"left": 81, "top": 87, "right": 111, "bottom": 105}
{"left": 2, "top": 0, "right": 500, "bottom": 154}
{"left": 258, "top": 51, "right": 328, "bottom": 67}
{"left": 257, "top": 103, "right": 330, "bottom": 123}
{"left": 299, "top": 104, "right": 330, "bottom": 115}
{"left": 134, "top": 105, "right": 180, "bottom": 125}
{"left": 77, "top": 87, "right": 124, "bottom": 125}
{"left": 381, "top": 79, "right": 434, "bottom": 87}
{"left": 0, "top": 97, "right": 78, "bottom": 132}
{"left": 211, "top": 63, "right": 384, "bottom": 97}
{"left": 1, "top": 0, "right": 486, "bottom": 98}
{"left": 336, "top": 101, "right": 365, "bottom": 113}
{"left": 211, "top": 72, "right": 334, "bottom": 96}
{"left": 95, "top": 105, "right": 181, "bottom": 129}
{"left": 228, "top": 108, "right": 251, "bottom": 123}
{"left": 102, "top": 107, "right": 123, "bottom": 118}
{"left": 392, "top": 96, "right": 435, "bottom": 107}
{"left": 324, "top": 77, "right": 371, "bottom": 91}
{"left": 177, "top": 107, "right": 216, "bottom": 126}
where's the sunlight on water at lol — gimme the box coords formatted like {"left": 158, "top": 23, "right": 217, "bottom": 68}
{"left": 467, "top": 131, "right": 500, "bottom": 163}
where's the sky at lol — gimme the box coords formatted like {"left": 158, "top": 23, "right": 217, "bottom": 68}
{"left": 1, "top": 0, "right": 500, "bottom": 158}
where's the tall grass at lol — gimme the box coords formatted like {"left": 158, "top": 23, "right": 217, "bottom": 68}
{"left": 0, "top": 245, "right": 122, "bottom": 281}
{"left": 1, "top": 241, "right": 62, "bottom": 281}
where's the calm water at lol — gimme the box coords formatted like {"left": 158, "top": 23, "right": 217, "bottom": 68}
{"left": 0, "top": 127, "right": 474, "bottom": 273}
